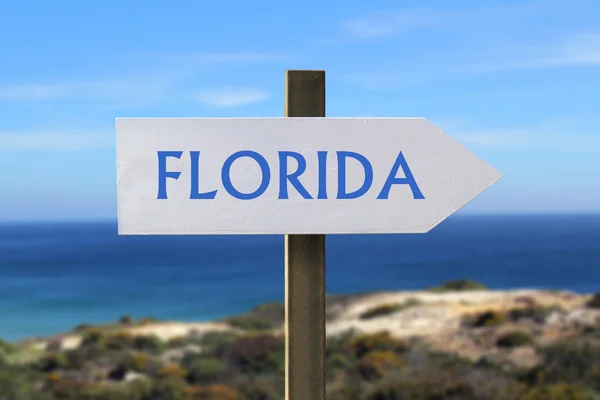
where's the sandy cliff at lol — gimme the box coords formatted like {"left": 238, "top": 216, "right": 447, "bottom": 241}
{"left": 28, "top": 287, "right": 597, "bottom": 370}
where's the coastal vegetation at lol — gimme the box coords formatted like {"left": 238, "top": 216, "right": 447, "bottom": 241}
{"left": 1, "top": 280, "right": 599, "bottom": 399}
{"left": 428, "top": 279, "right": 490, "bottom": 292}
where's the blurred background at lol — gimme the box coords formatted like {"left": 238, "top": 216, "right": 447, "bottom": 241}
{"left": 0, "top": 1, "right": 599, "bottom": 399}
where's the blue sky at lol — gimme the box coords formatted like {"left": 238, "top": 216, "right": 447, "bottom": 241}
{"left": 0, "top": 0, "right": 599, "bottom": 221}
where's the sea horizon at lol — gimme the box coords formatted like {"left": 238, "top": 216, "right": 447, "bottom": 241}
{"left": 1, "top": 213, "right": 599, "bottom": 341}
{"left": 2, "top": 211, "right": 600, "bottom": 225}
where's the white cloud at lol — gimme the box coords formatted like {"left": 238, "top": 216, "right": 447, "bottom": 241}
{"left": 343, "top": 11, "right": 431, "bottom": 39}
{"left": 0, "top": 77, "right": 173, "bottom": 105}
{"left": 0, "top": 85, "right": 72, "bottom": 101}
{"left": 169, "top": 52, "right": 294, "bottom": 63}
{"left": 194, "top": 88, "right": 269, "bottom": 108}
{"left": 334, "top": 4, "right": 547, "bottom": 41}
{"left": 457, "top": 131, "right": 600, "bottom": 152}
{"left": 0, "top": 51, "right": 288, "bottom": 104}
{"left": 0, "top": 131, "right": 114, "bottom": 151}
{"left": 556, "top": 33, "right": 600, "bottom": 65}
{"left": 458, "top": 33, "right": 600, "bottom": 72}
{"left": 346, "top": 32, "right": 600, "bottom": 90}
{"left": 343, "top": 71, "right": 437, "bottom": 90}
{"left": 449, "top": 118, "right": 600, "bottom": 152}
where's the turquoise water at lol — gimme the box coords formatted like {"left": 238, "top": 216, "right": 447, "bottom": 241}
{"left": 0, "top": 214, "right": 599, "bottom": 341}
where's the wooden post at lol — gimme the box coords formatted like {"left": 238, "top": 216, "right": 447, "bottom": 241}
{"left": 284, "top": 70, "right": 326, "bottom": 400}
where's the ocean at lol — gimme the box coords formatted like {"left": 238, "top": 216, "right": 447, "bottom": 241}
{"left": 0, "top": 214, "right": 598, "bottom": 342}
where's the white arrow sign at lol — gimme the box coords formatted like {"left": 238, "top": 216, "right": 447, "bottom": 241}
{"left": 116, "top": 118, "right": 502, "bottom": 235}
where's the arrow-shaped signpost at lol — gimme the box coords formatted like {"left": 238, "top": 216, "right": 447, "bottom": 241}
{"left": 116, "top": 70, "right": 503, "bottom": 400}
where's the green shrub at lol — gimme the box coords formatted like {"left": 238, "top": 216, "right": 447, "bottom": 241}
{"left": 124, "top": 378, "right": 153, "bottom": 400}
{"left": 0, "top": 339, "right": 15, "bottom": 354}
{"left": 508, "top": 306, "right": 562, "bottom": 323}
{"left": 524, "top": 339, "right": 600, "bottom": 391}
{"left": 133, "top": 335, "right": 166, "bottom": 353}
{"left": 81, "top": 327, "right": 105, "bottom": 347}
{"left": 496, "top": 331, "right": 535, "bottom": 348}
{"left": 250, "top": 302, "right": 285, "bottom": 323}
{"left": 45, "top": 338, "right": 63, "bottom": 352}
{"left": 225, "top": 303, "right": 284, "bottom": 332}
{"left": 587, "top": 293, "right": 600, "bottom": 308}
{"left": 37, "top": 353, "right": 68, "bottom": 372}
{"left": 520, "top": 383, "right": 594, "bottom": 400}
{"left": 104, "top": 330, "right": 135, "bottom": 350}
{"left": 156, "top": 363, "right": 188, "bottom": 380}
{"left": 364, "top": 371, "right": 476, "bottom": 400}
{"left": 326, "top": 329, "right": 357, "bottom": 357}
{"left": 197, "top": 331, "right": 239, "bottom": 358}
{"left": 149, "top": 377, "right": 186, "bottom": 400}
{"left": 429, "top": 279, "right": 489, "bottom": 292}
{"left": 357, "top": 350, "right": 404, "bottom": 380}
{"left": 237, "top": 379, "right": 282, "bottom": 400}
{"left": 226, "top": 316, "right": 271, "bottom": 331}
{"left": 0, "top": 362, "right": 49, "bottom": 400}
{"left": 119, "top": 352, "right": 162, "bottom": 376}
{"left": 64, "top": 343, "right": 106, "bottom": 369}
{"left": 185, "top": 356, "right": 228, "bottom": 384}
{"left": 121, "top": 352, "right": 150, "bottom": 371}
{"left": 345, "top": 331, "right": 409, "bottom": 359}
{"left": 73, "top": 323, "right": 92, "bottom": 332}
{"left": 327, "top": 383, "right": 362, "bottom": 400}
{"left": 167, "top": 336, "right": 188, "bottom": 349}
{"left": 428, "top": 351, "right": 475, "bottom": 371}
{"left": 62, "top": 348, "right": 87, "bottom": 370}
{"left": 182, "top": 383, "right": 242, "bottom": 400}
{"left": 326, "top": 332, "right": 355, "bottom": 379}
{"left": 359, "top": 299, "right": 420, "bottom": 320}
{"left": 119, "top": 315, "right": 134, "bottom": 325}
{"left": 223, "top": 333, "right": 285, "bottom": 375}
{"left": 470, "top": 310, "right": 506, "bottom": 327}
{"left": 108, "top": 364, "right": 128, "bottom": 381}
{"left": 326, "top": 353, "right": 351, "bottom": 380}
{"left": 49, "top": 380, "right": 135, "bottom": 400}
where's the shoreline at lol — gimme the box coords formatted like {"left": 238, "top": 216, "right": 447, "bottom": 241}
{"left": 3, "top": 281, "right": 600, "bottom": 399}
{"left": 15, "top": 285, "right": 593, "bottom": 353}
{"left": 6, "top": 285, "right": 594, "bottom": 345}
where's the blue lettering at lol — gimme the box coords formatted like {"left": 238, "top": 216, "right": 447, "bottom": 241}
{"left": 156, "top": 150, "right": 422, "bottom": 201}
{"left": 278, "top": 151, "right": 313, "bottom": 199}
{"left": 317, "top": 151, "right": 328, "bottom": 199}
{"left": 157, "top": 151, "right": 183, "bottom": 199}
{"left": 222, "top": 151, "right": 270, "bottom": 200}
{"left": 190, "top": 151, "right": 217, "bottom": 199}
{"left": 377, "top": 152, "right": 425, "bottom": 199}
{"left": 336, "top": 151, "right": 373, "bottom": 199}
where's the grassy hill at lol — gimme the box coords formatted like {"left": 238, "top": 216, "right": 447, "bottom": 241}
{"left": 2, "top": 280, "right": 600, "bottom": 399}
